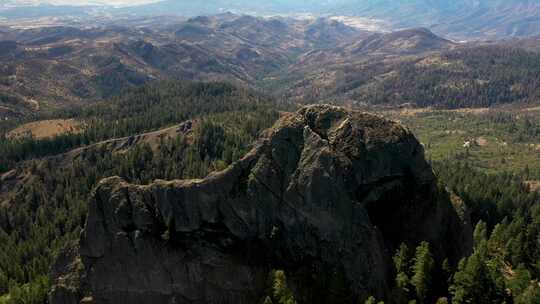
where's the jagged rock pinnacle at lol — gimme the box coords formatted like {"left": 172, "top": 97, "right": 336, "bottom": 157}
{"left": 50, "top": 105, "right": 472, "bottom": 304}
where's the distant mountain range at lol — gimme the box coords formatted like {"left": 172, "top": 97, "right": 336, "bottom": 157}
{"left": 2, "top": 13, "right": 540, "bottom": 120}
{"left": 339, "top": 0, "right": 540, "bottom": 40}
{"left": 123, "top": 0, "right": 540, "bottom": 39}
{"left": 0, "top": 14, "right": 369, "bottom": 118}
{"left": 2, "top": 0, "right": 540, "bottom": 39}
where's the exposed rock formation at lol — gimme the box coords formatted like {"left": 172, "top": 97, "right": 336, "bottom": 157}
{"left": 49, "top": 105, "right": 472, "bottom": 304}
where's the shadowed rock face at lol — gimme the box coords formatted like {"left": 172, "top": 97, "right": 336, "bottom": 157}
{"left": 49, "top": 105, "right": 472, "bottom": 304}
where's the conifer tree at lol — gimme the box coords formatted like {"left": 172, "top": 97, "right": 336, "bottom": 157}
{"left": 411, "top": 242, "right": 434, "bottom": 303}
{"left": 473, "top": 221, "right": 488, "bottom": 247}
{"left": 393, "top": 243, "right": 412, "bottom": 301}
{"left": 450, "top": 245, "right": 505, "bottom": 304}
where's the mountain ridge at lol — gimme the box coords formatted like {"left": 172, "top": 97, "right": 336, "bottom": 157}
{"left": 2, "top": 16, "right": 540, "bottom": 121}
{"left": 2, "top": 0, "right": 540, "bottom": 39}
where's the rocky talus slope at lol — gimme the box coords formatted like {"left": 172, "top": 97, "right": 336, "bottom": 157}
{"left": 49, "top": 105, "right": 472, "bottom": 304}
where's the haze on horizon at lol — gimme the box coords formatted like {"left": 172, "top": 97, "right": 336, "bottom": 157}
{"left": 1, "top": 0, "right": 162, "bottom": 7}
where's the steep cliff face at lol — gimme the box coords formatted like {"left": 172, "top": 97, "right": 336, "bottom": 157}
{"left": 49, "top": 105, "right": 472, "bottom": 304}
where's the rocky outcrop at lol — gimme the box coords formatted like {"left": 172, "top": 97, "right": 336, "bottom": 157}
{"left": 49, "top": 105, "right": 472, "bottom": 304}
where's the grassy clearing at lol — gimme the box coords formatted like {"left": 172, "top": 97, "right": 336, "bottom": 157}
{"left": 384, "top": 108, "right": 540, "bottom": 178}
{"left": 6, "top": 118, "right": 83, "bottom": 140}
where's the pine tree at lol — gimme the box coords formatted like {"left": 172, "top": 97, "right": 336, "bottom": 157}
{"left": 272, "top": 270, "right": 297, "bottom": 304}
{"left": 394, "top": 243, "right": 411, "bottom": 274}
{"left": 411, "top": 242, "right": 434, "bottom": 303}
{"left": 450, "top": 247, "right": 505, "bottom": 304}
{"left": 393, "top": 243, "right": 412, "bottom": 301}
{"left": 473, "top": 221, "right": 488, "bottom": 247}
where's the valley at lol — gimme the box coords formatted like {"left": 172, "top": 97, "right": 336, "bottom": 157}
{"left": 3, "top": 14, "right": 540, "bottom": 123}
{"left": 3, "top": 13, "right": 539, "bottom": 180}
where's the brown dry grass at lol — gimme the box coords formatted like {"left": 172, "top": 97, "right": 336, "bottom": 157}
{"left": 60, "top": 120, "right": 197, "bottom": 166}
{"left": 7, "top": 119, "right": 83, "bottom": 139}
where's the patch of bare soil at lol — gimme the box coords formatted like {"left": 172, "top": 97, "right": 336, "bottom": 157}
{"left": 475, "top": 137, "right": 489, "bottom": 147}
{"left": 525, "top": 181, "right": 540, "bottom": 193}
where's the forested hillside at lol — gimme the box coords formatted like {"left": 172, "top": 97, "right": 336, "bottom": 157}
{"left": 3, "top": 14, "right": 540, "bottom": 119}
{"left": 286, "top": 42, "right": 540, "bottom": 108}
{"left": 0, "top": 14, "right": 366, "bottom": 119}
{"left": 353, "top": 161, "right": 540, "bottom": 303}
{"left": 0, "top": 81, "right": 282, "bottom": 304}
{"left": 0, "top": 81, "right": 274, "bottom": 172}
